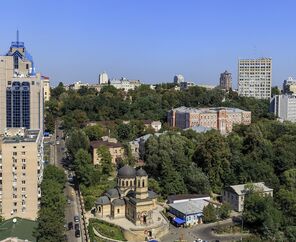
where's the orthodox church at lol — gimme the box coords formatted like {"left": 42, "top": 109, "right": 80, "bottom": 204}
{"left": 95, "top": 165, "right": 158, "bottom": 225}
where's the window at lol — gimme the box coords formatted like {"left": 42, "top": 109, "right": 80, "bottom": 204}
{"left": 142, "top": 180, "right": 145, "bottom": 187}
{"left": 98, "top": 206, "right": 101, "bottom": 212}
{"left": 22, "top": 165, "right": 26, "bottom": 170}
{"left": 130, "top": 181, "right": 133, "bottom": 186}
{"left": 13, "top": 152, "right": 17, "bottom": 156}
{"left": 13, "top": 202, "right": 17, "bottom": 206}
{"left": 22, "top": 180, "right": 26, "bottom": 184}
{"left": 126, "top": 181, "right": 128, "bottom": 186}
{"left": 21, "top": 152, "right": 25, "bottom": 155}
{"left": 22, "top": 187, "right": 26, "bottom": 191}
{"left": 138, "top": 180, "right": 140, "bottom": 187}
{"left": 117, "top": 209, "right": 120, "bottom": 214}
{"left": 122, "top": 180, "right": 124, "bottom": 186}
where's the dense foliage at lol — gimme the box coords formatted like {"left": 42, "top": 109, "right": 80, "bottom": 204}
{"left": 45, "top": 84, "right": 271, "bottom": 134}
{"left": 35, "top": 165, "right": 66, "bottom": 242}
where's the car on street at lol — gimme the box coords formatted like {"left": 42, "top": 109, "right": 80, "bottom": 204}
{"left": 74, "top": 215, "right": 79, "bottom": 223}
{"left": 75, "top": 229, "right": 80, "bottom": 238}
{"left": 75, "top": 223, "right": 79, "bottom": 230}
{"left": 68, "top": 222, "right": 73, "bottom": 230}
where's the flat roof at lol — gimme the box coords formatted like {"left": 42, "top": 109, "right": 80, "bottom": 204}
{"left": 2, "top": 129, "right": 40, "bottom": 144}
{"left": 0, "top": 217, "right": 37, "bottom": 241}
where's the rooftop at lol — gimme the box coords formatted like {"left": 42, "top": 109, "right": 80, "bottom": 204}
{"left": 0, "top": 217, "right": 37, "bottom": 242}
{"left": 171, "top": 106, "right": 248, "bottom": 114}
{"left": 167, "top": 194, "right": 210, "bottom": 203}
{"left": 169, "top": 199, "right": 209, "bottom": 216}
{"left": 226, "top": 182, "right": 273, "bottom": 196}
{"left": 90, "top": 140, "right": 122, "bottom": 149}
{"left": 2, "top": 129, "right": 40, "bottom": 144}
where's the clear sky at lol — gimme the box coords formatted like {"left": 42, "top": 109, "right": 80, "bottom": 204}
{"left": 1, "top": 0, "right": 296, "bottom": 87}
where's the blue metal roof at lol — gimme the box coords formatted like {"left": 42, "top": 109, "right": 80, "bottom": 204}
{"left": 173, "top": 217, "right": 186, "bottom": 224}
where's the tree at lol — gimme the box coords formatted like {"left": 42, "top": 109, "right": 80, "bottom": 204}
{"left": 66, "top": 129, "right": 90, "bottom": 158}
{"left": 192, "top": 130, "right": 231, "bottom": 192}
{"left": 203, "top": 204, "right": 217, "bottom": 223}
{"left": 160, "top": 158, "right": 187, "bottom": 197}
{"left": 218, "top": 203, "right": 232, "bottom": 219}
{"left": 96, "top": 146, "right": 113, "bottom": 175}
{"left": 74, "top": 149, "right": 96, "bottom": 186}
{"left": 35, "top": 165, "right": 66, "bottom": 242}
{"left": 184, "top": 165, "right": 211, "bottom": 194}
{"left": 83, "top": 124, "right": 105, "bottom": 141}
{"left": 243, "top": 192, "right": 282, "bottom": 239}
{"left": 148, "top": 178, "right": 161, "bottom": 194}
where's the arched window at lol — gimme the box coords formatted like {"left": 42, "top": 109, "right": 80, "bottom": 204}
{"left": 126, "top": 180, "right": 128, "bottom": 186}
{"left": 138, "top": 180, "right": 140, "bottom": 187}
{"left": 122, "top": 180, "right": 124, "bottom": 186}
{"left": 142, "top": 179, "right": 145, "bottom": 187}
{"left": 98, "top": 206, "right": 101, "bottom": 212}
{"left": 130, "top": 180, "right": 133, "bottom": 186}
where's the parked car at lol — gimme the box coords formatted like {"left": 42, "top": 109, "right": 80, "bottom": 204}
{"left": 74, "top": 223, "right": 79, "bottom": 230}
{"left": 74, "top": 215, "right": 79, "bottom": 223}
{"left": 75, "top": 229, "right": 80, "bottom": 238}
{"left": 68, "top": 222, "right": 73, "bottom": 230}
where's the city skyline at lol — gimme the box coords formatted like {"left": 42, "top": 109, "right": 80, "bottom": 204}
{"left": 1, "top": 0, "right": 296, "bottom": 86}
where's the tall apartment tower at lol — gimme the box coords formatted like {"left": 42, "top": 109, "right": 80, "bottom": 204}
{"left": 0, "top": 33, "right": 44, "bottom": 134}
{"left": 173, "top": 74, "right": 184, "bottom": 84}
{"left": 238, "top": 58, "right": 272, "bottom": 99}
{"left": 219, "top": 70, "right": 232, "bottom": 91}
{"left": 98, "top": 72, "right": 109, "bottom": 84}
{"left": 0, "top": 128, "right": 43, "bottom": 220}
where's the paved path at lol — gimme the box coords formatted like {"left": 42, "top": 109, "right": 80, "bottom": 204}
{"left": 161, "top": 218, "right": 249, "bottom": 242}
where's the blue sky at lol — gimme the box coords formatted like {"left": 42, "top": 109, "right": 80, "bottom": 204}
{"left": 1, "top": 0, "right": 296, "bottom": 87}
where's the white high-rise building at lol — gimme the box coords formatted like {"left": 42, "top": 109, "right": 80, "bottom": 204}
{"left": 270, "top": 94, "right": 296, "bottom": 122}
{"left": 238, "top": 58, "right": 272, "bottom": 99}
{"left": 98, "top": 72, "right": 109, "bottom": 84}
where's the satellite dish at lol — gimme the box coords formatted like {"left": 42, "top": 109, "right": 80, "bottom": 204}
{"left": 13, "top": 218, "right": 17, "bottom": 223}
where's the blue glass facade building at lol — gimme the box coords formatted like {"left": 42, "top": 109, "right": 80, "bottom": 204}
{"left": 6, "top": 81, "right": 30, "bottom": 129}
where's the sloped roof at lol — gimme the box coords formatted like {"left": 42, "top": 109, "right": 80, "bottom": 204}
{"left": 226, "top": 182, "right": 273, "bottom": 196}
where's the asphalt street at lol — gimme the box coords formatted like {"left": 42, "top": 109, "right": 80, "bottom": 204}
{"left": 50, "top": 124, "right": 85, "bottom": 242}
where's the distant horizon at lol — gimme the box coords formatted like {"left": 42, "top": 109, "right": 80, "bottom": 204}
{"left": 1, "top": 0, "right": 296, "bottom": 87}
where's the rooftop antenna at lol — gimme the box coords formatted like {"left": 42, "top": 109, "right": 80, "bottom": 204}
{"left": 17, "top": 29, "right": 19, "bottom": 44}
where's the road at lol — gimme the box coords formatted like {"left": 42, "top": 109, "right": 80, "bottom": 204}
{"left": 50, "top": 122, "right": 86, "bottom": 242}
{"left": 161, "top": 218, "right": 249, "bottom": 242}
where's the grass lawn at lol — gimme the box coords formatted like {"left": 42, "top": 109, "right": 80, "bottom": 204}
{"left": 0, "top": 217, "right": 37, "bottom": 241}
{"left": 89, "top": 218, "right": 126, "bottom": 241}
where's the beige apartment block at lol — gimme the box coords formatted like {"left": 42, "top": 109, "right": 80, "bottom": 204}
{"left": 167, "top": 106, "right": 251, "bottom": 134}
{"left": 0, "top": 128, "right": 43, "bottom": 220}
{"left": 90, "top": 140, "right": 124, "bottom": 165}
{"left": 238, "top": 58, "right": 272, "bottom": 99}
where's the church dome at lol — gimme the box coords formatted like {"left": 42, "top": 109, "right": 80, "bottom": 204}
{"left": 136, "top": 167, "right": 147, "bottom": 177}
{"left": 118, "top": 165, "right": 136, "bottom": 178}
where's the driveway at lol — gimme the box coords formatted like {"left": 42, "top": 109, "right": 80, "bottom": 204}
{"left": 161, "top": 218, "right": 249, "bottom": 242}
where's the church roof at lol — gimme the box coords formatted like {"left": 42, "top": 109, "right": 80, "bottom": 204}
{"left": 105, "top": 188, "right": 120, "bottom": 198}
{"left": 112, "top": 198, "right": 125, "bottom": 206}
{"left": 95, "top": 196, "right": 110, "bottom": 205}
{"left": 136, "top": 167, "right": 147, "bottom": 177}
{"left": 118, "top": 165, "right": 136, "bottom": 178}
